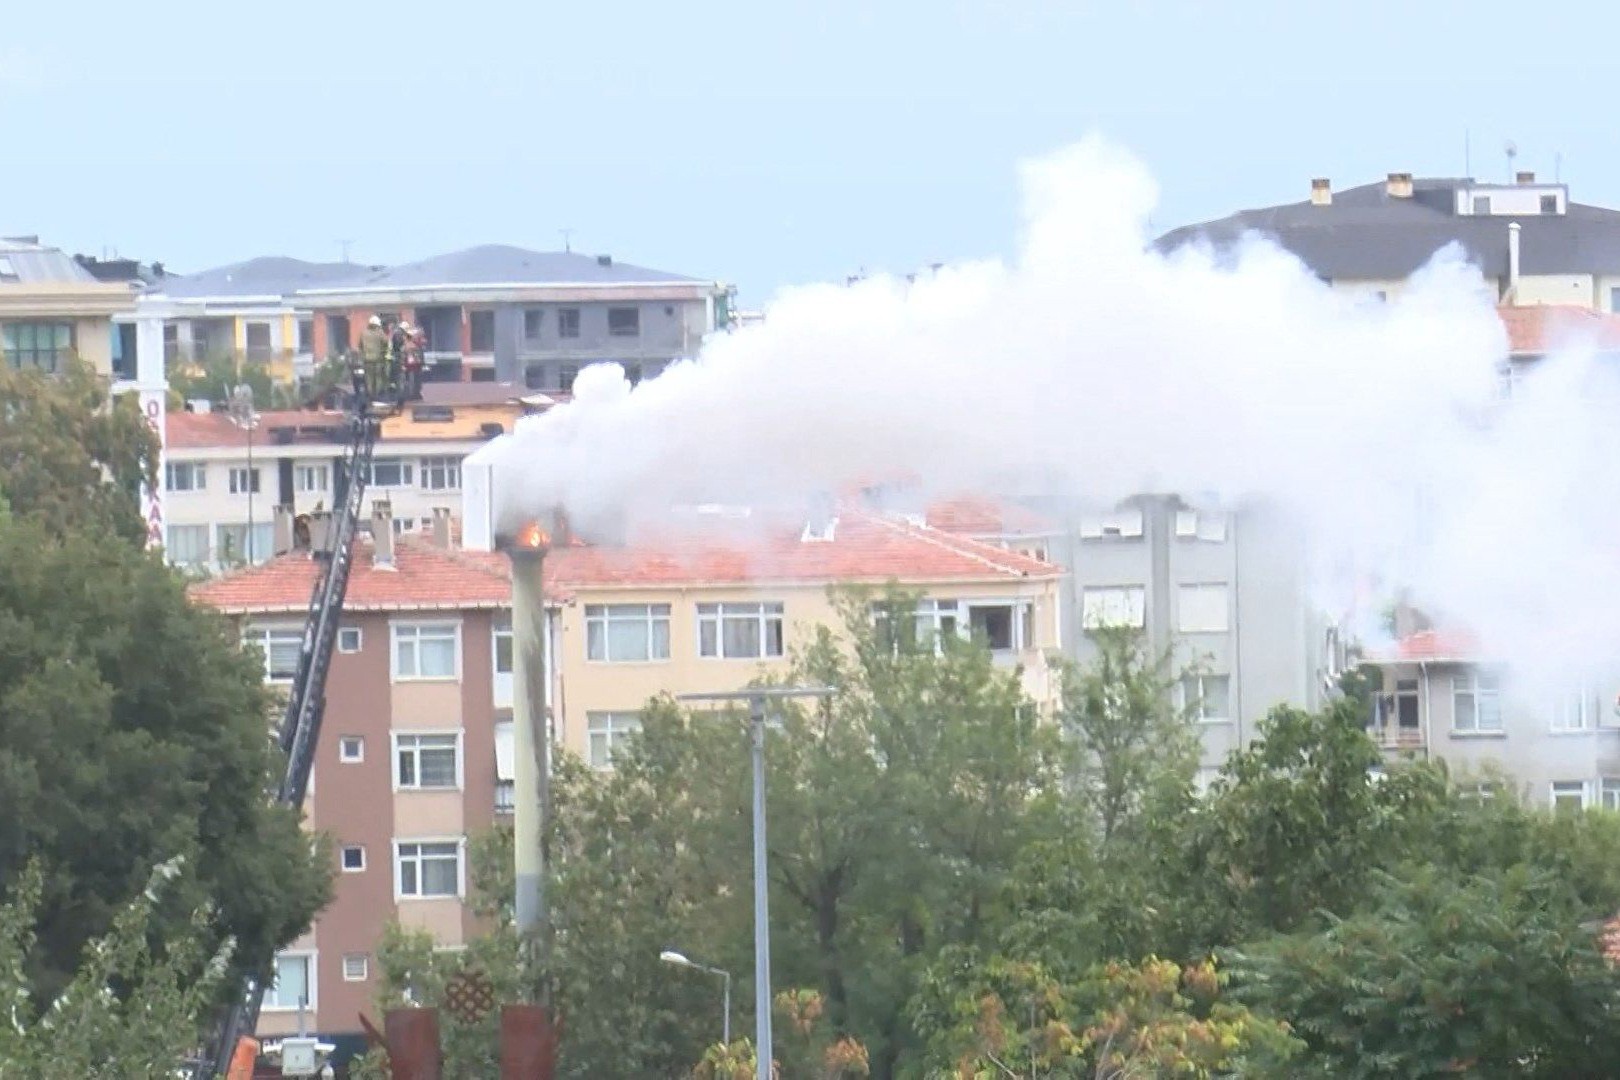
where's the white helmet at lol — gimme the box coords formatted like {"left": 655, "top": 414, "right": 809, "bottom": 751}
{"left": 368, "top": 315, "right": 382, "bottom": 328}
{"left": 399, "top": 321, "right": 412, "bottom": 332}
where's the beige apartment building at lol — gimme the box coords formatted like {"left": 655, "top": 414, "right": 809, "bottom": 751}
{"left": 190, "top": 500, "right": 1063, "bottom": 1048}
{"left": 0, "top": 236, "right": 138, "bottom": 378}
{"left": 163, "top": 383, "right": 538, "bottom": 570}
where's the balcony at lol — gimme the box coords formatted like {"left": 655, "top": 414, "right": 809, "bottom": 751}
{"left": 1368, "top": 724, "right": 1425, "bottom": 752}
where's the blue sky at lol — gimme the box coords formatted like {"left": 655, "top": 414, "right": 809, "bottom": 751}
{"left": 6, "top": 1, "right": 1620, "bottom": 303}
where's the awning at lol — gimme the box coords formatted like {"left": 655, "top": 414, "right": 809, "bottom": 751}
{"left": 494, "top": 719, "right": 515, "bottom": 782}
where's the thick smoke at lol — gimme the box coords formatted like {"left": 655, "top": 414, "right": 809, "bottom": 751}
{"left": 496, "top": 136, "right": 1620, "bottom": 697}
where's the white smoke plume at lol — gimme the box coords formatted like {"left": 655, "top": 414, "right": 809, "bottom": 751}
{"left": 495, "top": 136, "right": 1620, "bottom": 697}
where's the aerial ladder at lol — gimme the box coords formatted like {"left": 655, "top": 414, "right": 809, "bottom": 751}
{"left": 193, "top": 354, "right": 409, "bottom": 1078}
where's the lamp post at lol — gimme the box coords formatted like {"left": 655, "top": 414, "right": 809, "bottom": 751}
{"left": 660, "top": 949, "right": 732, "bottom": 1045}
{"left": 229, "top": 384, "right": 259, "bottom": 563}
{"left": 504, "top": 521, "right": 553, "bottom": 976}
{"left": 677, "top": 686, "right": 836, "bottom": 1080}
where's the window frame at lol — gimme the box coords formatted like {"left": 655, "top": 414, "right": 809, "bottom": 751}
{"left": 342, "top": 954, "right": 369, "bottom": 982}
{"left": 493, "top": 613, "right": 513, "bottom": 677}
{"left": 340, "top": 844, "right": 366, "bottom": 873}
{"left": 337, "top": 626, "right": 363, "bottom": 654}
{"left": 2, "top": 321, "right": 74, "bottom": 373}
{"left": 1551, "top": 780, "right": 1590, "bottom": 813}
{"left": 391, "top": 620, "right": 462, "bottom": 681}
{"left": 392, "top": 731, "right": 465, "bottom": 792}
{"left": 164, "top": 461, "right": 206, "bottom": 492}
{"left": 607, "top": 307, "right": 641, "bottom": 337}
{"left": 262, "top": 951, "right": 317, "bottom": 1012}
{"left": 523, "top": 308, "right": 543, "bottom": 339}
{"left": 584, "top": 604, "right": 671, "bottom": 663}
{"left": 696, "top": 601, "right": 786, "bottom": 660}
{"left": 587, "top": 711, "right": 643, "bottom": 769}
{"left": 244, "top": 624, "right": 303, "bottom": 683}
{"left": 338, "top": 735, "right": 364, "bottom": 763}
{"left": 419, "top": 455, "right": 462, "bottom": 492}
{"left": 227, "top": 466, "right": 261, "bottom": 495}
{"left": 1080, "top": 585, "right": 1147, "bottom": 630}
{"left": 393, "top": 837, "right": 466, "bottom": 900}
{"left": 1551, "top": 690, "right": 1597, "bottom": 733}
{"left": 369, "top": 457, "right": 414, "bottom": 488}
{"left": 468, "top": 309, "right": 496, "bottom": 353}
{"left": 1179, "top": 673, "right": 1233, "bottom": 723}
{"left": 1451, "top": 669, "right": 1504, "bottom": 734}
{"left": 557, "top": 307, "right": 581, "bottom": 339}
{"left": 163, "top": 524, "right": 210, "bottom": 567}
{"left": 294, "top": 462, "right": 329, "bottom": 494}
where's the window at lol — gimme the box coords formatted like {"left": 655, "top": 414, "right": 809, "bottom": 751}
{"left": 1079, "top": 510, "right": 1143, "bottom": 539}
{"left": 369, "top": 457, "right": 414, "bottom": 487}
{"left": 165, "top": 462, "right": 206, "bottom": 492}
{"left": 338, "top": 627, "right": 362, "bottom": 653}
{"left": 1552, "top": 690, "right": 1597, "bottom": 732}
{"left": 244, "top": 322, "right": 273, "bottom": 363}
{"left": 339, "top": 735, "right": 364, "bottom": 763}
{"left": 493, "top": 614, "right": 513, "bottom": 675}
{"left": 1373, "top": 678, "right": 1421, "bottom": 733}
{"left": 392, "top": 622, "right": 459, "bottom": 679}
{"left": 396, "top": 840, "right": 462, "bottom": 898}
{"left": 392, "top": 517, "right": 417, "bottom": 535}
{"left": 164, "top": 524, "right": 210, "bottom": 567}
{"left": 1173, "top": 510, "right": 1227, "bottom": 542}
{"left": 295, "top": 464, "right": 329, "bottom": 493}
{"left": 523, "top": 309, "right": 543, "bottom": 339}
{"left": 216, "top": 523, "right": 273, "bottom": 565}
{"left": 557, "top": 308, "right": 580, "bottom": 338}
{"left": 420, "top": 456, "right": 461, "bottom": 492}
{"left": 1180, "top": 674, "right": 1232, "bottom": 722}
{"left": 1473, "top": 195, "right": 1492, "bottom": 215}
{"left": 263, "top": 953, "right": 314, "bottom": 1011}
{"left": 1452, "top": 670, "right": 1503, "bottom": 733}
{"left": 469, "top": 310, "right": 495, "bottom": 353}
{"left": 1081, "top": 586, "right": 1146, "bottom": 630}
{"left": 245, "top": 626, "right": 302, "bottom": 682}
{"left": 1551, "top": 781, "right": 1589, "bottom": 814}
{"left": 343, "top": 954, "right": 369, "bottom": 982}
{"left": 588, "top": 712, "right": 643, "bottom": 769}
{"left": 698, "top": 602, "right": 786, "bottom": 659}
{"left": 608, "top": 307, "right": 640, "bottom": 337}
{"left": 967, "top": 603, "right": 1020, "bottom": 651}
{"left": 1177, "top": 583, "right": 1230, "bottom": 633}
{"left": 228, "top": 467, "right": 261, "bottom": 495}
{"left": 2, "top": 322, "right": 73, "bottom": 372}
{"left": 326, "top": 315, "right": 351, "bottom": 356}
{"left": 163, "top": 323, "right": 180, "bottom": 365}
{"left": 585, "top": 604, "right": 671, "bottom": 662}
{"left": 1540, "top": 194, "right": 1558, "bottom": 214}
{"left": 297, "top": 318, "right": 314, "bottom": 353}
{"left": 496, "top": 780, "right": 515, "bottom": 813}
{"left": 558, "top": 365, "right": 578, "bottom": 393}
{"left": 395, "top": 733, "right": 461, "bottom": 790}
{"left": 1600, "top": 779, "right": 1620, "bottom": 811}
{"left": 340, "top": 845, "right": 366, "bottom": 872}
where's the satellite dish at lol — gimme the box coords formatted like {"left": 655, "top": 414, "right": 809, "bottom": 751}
{"left": 1505, "top": 140, "right": 1519, "bottom": 160}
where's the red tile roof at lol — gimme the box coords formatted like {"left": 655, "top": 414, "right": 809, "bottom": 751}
{"left": 166, "top": 409, "right": 347, "bottom": 450}
{"left": 1499, "top": 305, "right": 1620, "bottom": 356}
{"left": 189, "top": 508, "right": 1061, "bottom": 614}
{"left": 925, "top": 495, "right": 1059, "bottom": 537}
{"left": 1368, "top": 629, "right": 1482, "bottom": 663}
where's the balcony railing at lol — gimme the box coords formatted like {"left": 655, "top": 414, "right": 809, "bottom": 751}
{"left": 1369, "top": 725, "right": 1425, "bottom": 751}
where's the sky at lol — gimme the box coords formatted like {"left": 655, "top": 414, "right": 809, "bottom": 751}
{"left": 7, "top": 1, "right": 1620, "bottom": 304}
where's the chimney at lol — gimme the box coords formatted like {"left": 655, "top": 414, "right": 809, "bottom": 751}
{"left": 1309, "top": 178, "right": 1332, "bottom": 206}
{"left": 1385, "top": 172, "right": 1414, "bottom": 199}
{"left": 1516, "top": 171, "right": 1536, "bottom": 185}
{"left": 371, "top": 499, "right": 396, "bottom": 569}
{"left": 272, "top": 505, "right": 295, "bottom": 556}
{"left": 430, "top": 506, "right": 453, "bottom": 549}
{"left": 596, "top": 254, "right": 612, "bottom": 267}
{"left": 1507, "top": 222, "right": 1522, "bottom": 302}
{"left": 306, "top": 510, "right": 332, "bottom": 556}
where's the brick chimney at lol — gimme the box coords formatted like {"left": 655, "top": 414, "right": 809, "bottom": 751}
{"left": 1385, "top": 172, "right": 1414, "bottom": 199}
{"left": 430, "top": 506, "right": 453, "bottom": 549}
{"left": 1516, "top": 171, "right": 1536, "bottom": 185}
{"left": 371, "top": 499, "right": 396, "bottom": 569}
{"left": 1310, "top": 178, "right": 1332, "bottom": 206}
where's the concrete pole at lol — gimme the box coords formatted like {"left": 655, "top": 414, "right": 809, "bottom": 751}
{"left": 749, "top": 694, "right": 772, "bottom": 1080}
{"left": 508, "top": 547, "right": 547, "bottom": 945}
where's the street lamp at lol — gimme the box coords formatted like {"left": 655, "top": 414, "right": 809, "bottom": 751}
{"left": 677, "top": 686, "right": 836, "bottom": 1080}
{"left": 660, "top": 949, "right": 732, "bottom": 1045}
{"left": 228, "top": 384, "right": 259, "bottom": 563}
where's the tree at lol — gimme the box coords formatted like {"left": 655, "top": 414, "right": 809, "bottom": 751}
{"left": 907, "top": 952, "right": 1300, "bottom": 1078}
{"left": 0, "top": 361, "right": 157, "bottom": 544}
{"left": 1226, "top": 865, "right": 1620, "bottom": 1078}
{"left": 0, "top": 512, "right": 330, "bottom": 1002}
{"left": 0, "top": 857, "right": 232, "bottom": 1078}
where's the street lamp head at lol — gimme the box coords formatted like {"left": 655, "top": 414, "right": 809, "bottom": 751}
{"left": 659, "top": 949, "right": 691, "bottom": 967}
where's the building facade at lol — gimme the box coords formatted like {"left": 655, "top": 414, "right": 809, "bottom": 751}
{"left": 189, "top": 500, "right": 1063, "bottom": 1043}
{"left": 0, "top": 236, "right": 138, "bottom": 379}
{"left": 1159, "top": 171, "right": 1620, "bottom": 310}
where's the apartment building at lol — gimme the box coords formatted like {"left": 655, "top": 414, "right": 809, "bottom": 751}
{"left": 294, "top": 245, "right": 728, "bottom": 391}
{"left": 188, "top": 500, "right": 1063, "bottom": 1049}
{"left": 1158, "top": 171, "right": 1620, "bottom": 309}
{"left": 0, "top": 236, "right": 138, "bottom": 379}
{"left": 133, "top": 256, "right": 365, "bottom": 382}
{"left": 162, "top": 382, "right": 534, "bottom": 569}
{"left": 1363, "top": 630, "right": 1620, "bottom": 810}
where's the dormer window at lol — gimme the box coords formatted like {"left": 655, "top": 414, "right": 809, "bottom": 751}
{"left": 1540, "top": 194, "right": 1558, "bottom": 214}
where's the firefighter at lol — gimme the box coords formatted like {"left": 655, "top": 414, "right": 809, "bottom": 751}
{"left": 402, "top": 323, "right": 426, "bottom": 402}
{"left": 388, "top": 320, "right": 410, "bottom": 401}
{"left": 359, "top": 315, "right": 387, "bottom": 401}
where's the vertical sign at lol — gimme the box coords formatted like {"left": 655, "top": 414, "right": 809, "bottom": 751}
{"left": 140, "top": 389, "right": 166, "bottom": 549}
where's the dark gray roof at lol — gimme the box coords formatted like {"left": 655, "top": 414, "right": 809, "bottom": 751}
{"left": 330, "top": 245, "right": 700, "bottom": 291}
{"left": 156, "top": 256, "right": 369, "bottom": 299}
{"left": 0, "top": 238, "right": 97, "bottom": 283}
{"left": 1156, "top": 178, "right": 1620, "bottom": 280}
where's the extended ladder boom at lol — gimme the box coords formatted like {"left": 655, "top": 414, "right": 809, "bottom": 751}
{"left": 198, "top": 408, "right": 381, "bottom": 1078}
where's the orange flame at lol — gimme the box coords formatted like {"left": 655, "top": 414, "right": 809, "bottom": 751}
{"left": 517, "top": 521, "right": 551, "bottom": 550}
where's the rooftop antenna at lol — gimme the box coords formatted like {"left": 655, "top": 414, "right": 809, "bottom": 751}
{"left": 559, "top": 228, "right": 574, "bottom": 253}
{"left": 1504, "top": 140, "right": 1518, "bottom": 182}
{"left": 1464, "top": 129, "right": 1471, "bottom": 178}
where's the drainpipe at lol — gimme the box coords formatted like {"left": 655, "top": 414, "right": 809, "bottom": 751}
{"left": 1420, "top": 661, "right": 1433, "bottom": 760}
